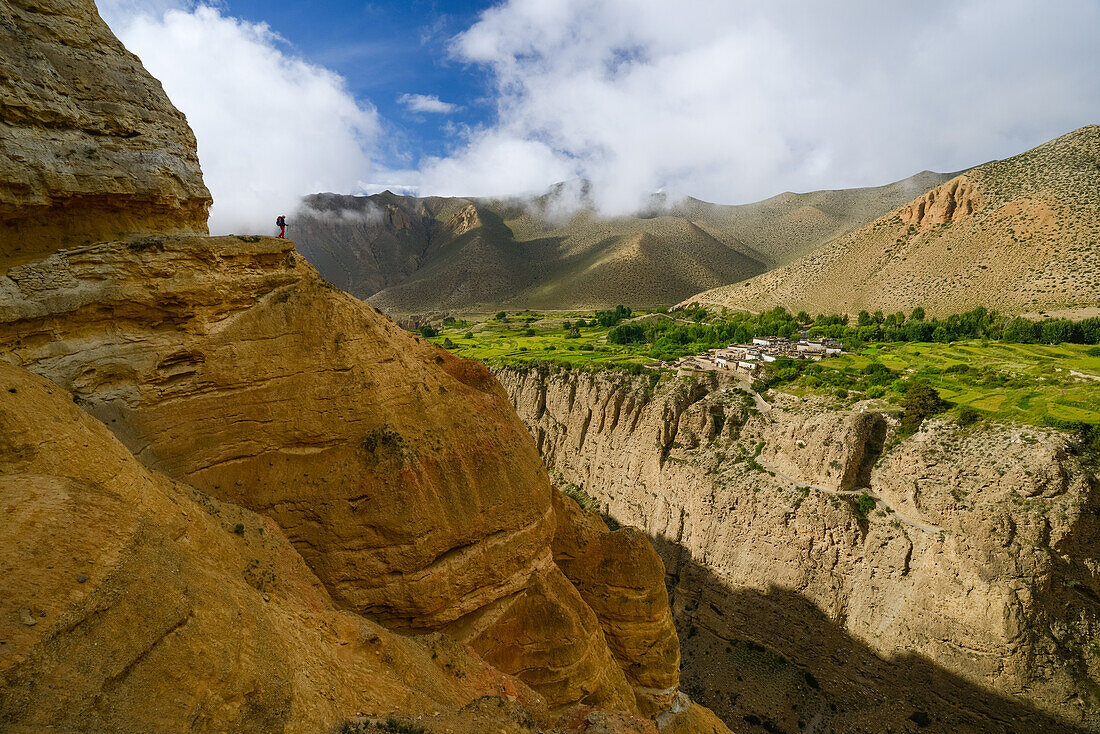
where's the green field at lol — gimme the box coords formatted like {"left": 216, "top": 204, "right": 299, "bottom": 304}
{"left": 427, "top": 313, "right": 658, "bottom": 370}
{"left": 852, "top": 341, "right": 1100, "bottom": 425}
{"left": 428, "top": 314, "right": 1100, "bottom": 425}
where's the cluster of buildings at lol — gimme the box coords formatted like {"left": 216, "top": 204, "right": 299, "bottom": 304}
{"left": 675, "top": 336, "right": 843, "bottom": 376}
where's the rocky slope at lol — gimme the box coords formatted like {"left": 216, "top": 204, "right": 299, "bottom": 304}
{"left": 0, "top": 0, "right": 211, "bottom": 264}
{"left": 0, "top": 2, "right": 728, "bottom": 732}
{"left": 551, "top": 489, "right": 682, "bottom": 718}
{"left": 687, "top": 125, "right": 1100, "bottom": 317}
{"left": 0, "top": 230, "right": 734, "bottom": 730}
{"left": 0, "top": 362, "right": 553, "bottom": 732}
{"left": 495, "top": 366, "right": 1100, "bottom": 733}
{"left": 293, "top": 171, "right": 951, "bottom": 315}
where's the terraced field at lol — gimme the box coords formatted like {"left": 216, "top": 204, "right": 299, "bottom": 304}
{"left": 780, "top": 341, "right": 1100, "bottom": 425}
{"left": 861, "top": 341, "right": 1100, "bottom": 424}
{"left": 429, "top": 314, "right": 1100, "bottom": 425}
{"left": 428, "top": 314, "right": 655, "bottom": 370}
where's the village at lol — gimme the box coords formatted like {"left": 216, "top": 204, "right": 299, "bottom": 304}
{"left": 674, "top": 336, "right": 844, "bottom": 376}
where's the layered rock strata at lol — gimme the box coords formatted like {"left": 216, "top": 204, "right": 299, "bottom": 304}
{"left": 0, "top": 0, "right": 211, "bottom": 263}
{"left": 0, "top": 235, "right": 637, "bottom": 714}
{"left": 496, "top": 366, "right": 1100, "bottom": 733}
{"left": 0, "top": 362, "right": 553, "bottom": 732}
{"left": 552, "top": 489, "right": 682, "bottom": 716}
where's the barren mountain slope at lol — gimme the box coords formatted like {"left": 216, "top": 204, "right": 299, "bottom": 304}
{"left": 656, "top": 169, "right": 957, "bottom": 266}
{"left": 295, "top": 191, "right": 476, "bottom": 296}
{"left": 293, "top": 171, "right": 950, "bottom": 314}
{"left": 688, "top": 125, "right": 1100, "bottom": 317}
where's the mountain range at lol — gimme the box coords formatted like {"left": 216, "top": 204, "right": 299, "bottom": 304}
{"left": 295, "top": 126, "right": 1099, "bottom": 318}
{"left": 293, "top": 171, "right": 956, "bottom": 314}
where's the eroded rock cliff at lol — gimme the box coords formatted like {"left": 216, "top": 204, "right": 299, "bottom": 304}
{"left": 552, "top": 489, "right": 682, "bottom": 717}
{"left": 496, "top": 366, "right": 1100, "bottom": 733}
{"left": 0, "top": 363, "right": 557, "bottom": 732}
{"left": 0, "top": 0, "right": 211, "bottom": 263}
{"left": 0, "top": 234, "right": 646, "bottom": 715}
{"left": 899, "top": 175, "right": 982, "bottom": 229}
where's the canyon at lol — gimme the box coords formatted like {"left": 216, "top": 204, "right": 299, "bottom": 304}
{"left": 4, "top": 2, "right": 1098, "bottom": 733}
{"left": 495, "top": 366, "right": 1100, "bottom": 733}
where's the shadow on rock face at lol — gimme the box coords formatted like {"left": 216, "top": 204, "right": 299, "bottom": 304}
{"left": 648, "top": 533, "right": 1096, "bottom": 734}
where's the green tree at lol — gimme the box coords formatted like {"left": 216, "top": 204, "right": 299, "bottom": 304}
{"left": 608, "top": 324, "right": 646, "bottom": 344}
{"left": 854, "top": 491, "right": 876, "bottom": 518}
{"left": 1040, "top": 318, "right": 1074, "bottom": 344}
{"left": 596, "top": 305, "right": 633, "bottom": 327}
{"left": 901, "top": 383, "right": 944, "bottom": 432}
{"left": 910, "top": 307, "right": 926, "bottom": 322}
{"left": 1003, "top": 317, "right": 1038, "bottom": 343}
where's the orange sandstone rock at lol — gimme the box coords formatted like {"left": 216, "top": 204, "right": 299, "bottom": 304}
{"left": 551, "top": 490, "right": 682, "bottom": 716}
{"left": 0, "top": 234, "right": 636, "bottom": 713}
{"left": 0, "top": 363, "right": 551, "bottom": 733}
{"left": 0, "top": 0, "right": 211, "bottom": 264}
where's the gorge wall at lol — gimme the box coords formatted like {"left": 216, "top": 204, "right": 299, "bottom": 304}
{"left": 495, "top": 366, "right": 1100, "bottom": 733}
{"left": 0, "top": 2, "right": 729, "bottom": 732}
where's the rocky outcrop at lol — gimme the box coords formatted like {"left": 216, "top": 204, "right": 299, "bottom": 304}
{"left": 447, "top": 203, "right": 483, "bottom": 237}
{"left": 759, "top": 410, "right": 887, "bottom": 491}
{"left": 899, "top": 175, "right": 982, "bottom": 229}
{"left": 0, "top": 234, "right": 643, "bottom": 715}
{"left": 0, "top": 363, "right": 554, "bottom": 732}
{"left": 496, "top": 366, "right": 1100, "bottom": 732}
{"left": 552, "top": 490, "right": 682, "bottom": 716}
{"left": 0, "top": 0, "right": 211, "bottom": 264}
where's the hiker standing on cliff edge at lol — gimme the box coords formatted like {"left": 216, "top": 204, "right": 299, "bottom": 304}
{"left": 276, "top": 215, "right": 287, "bottom": 238}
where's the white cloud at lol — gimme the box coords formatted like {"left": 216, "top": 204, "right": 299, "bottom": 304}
{"left": 98, "top": 1, "right": 381, "bottom": 234}
{"left": 398, "top": 93, "right": 461, "bottom": 114}
{"left": 423, "top": 0, "right": 1100, "bottom": 213}
{"left": 96, "top": 0, "right": 1100, "bottom": 220}
{"left": 417, "top": 130, "right": 576, "bottom": 198}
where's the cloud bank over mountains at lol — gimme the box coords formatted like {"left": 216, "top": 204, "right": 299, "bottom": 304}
{"left": 101, "top": 0, "right": 1100, "bottom": 230}
{"left": 432, "top": 0, "right": 1100, "bottom": 213}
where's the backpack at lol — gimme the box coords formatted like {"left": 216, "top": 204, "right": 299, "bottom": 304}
{"left": 276, "top": 216, "right": 285, "bottom": 226}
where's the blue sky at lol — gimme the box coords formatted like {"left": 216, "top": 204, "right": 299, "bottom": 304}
{"left": 219, "top": 0, "right": 495, "bottom": 164}
{"left": 101, "top": 0, "right": 1100, "bottom": 233}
